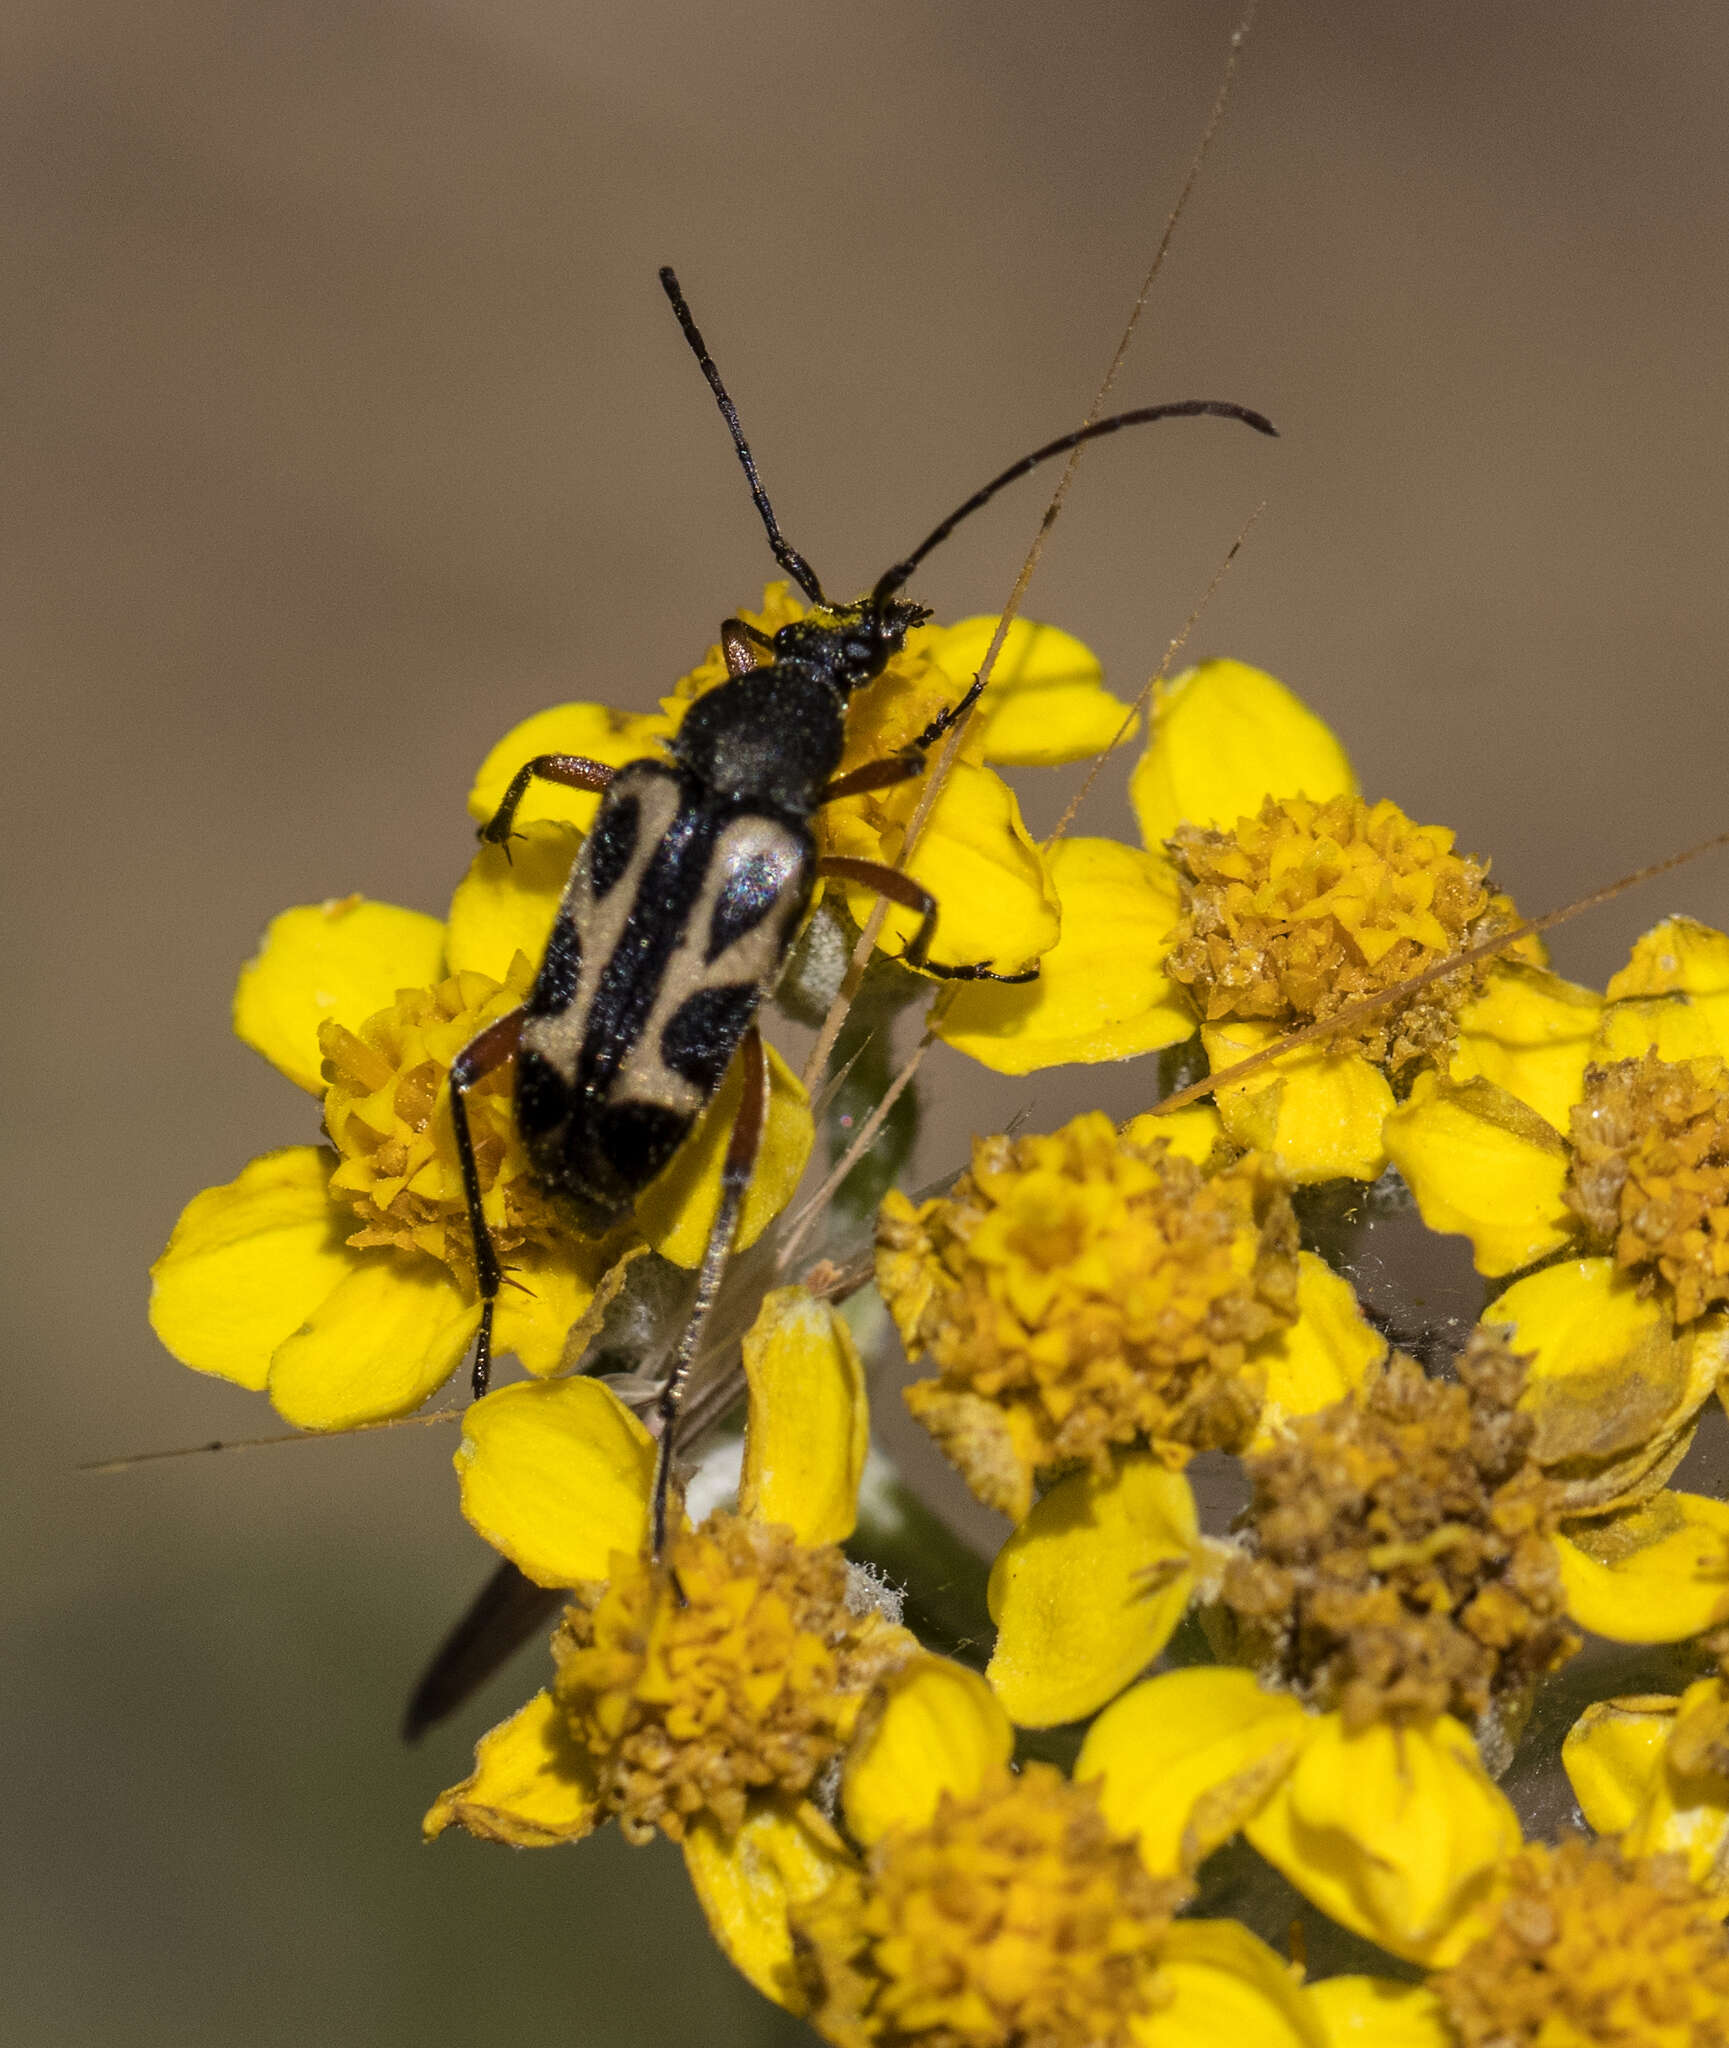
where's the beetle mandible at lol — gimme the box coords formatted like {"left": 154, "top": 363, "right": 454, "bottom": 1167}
{"left": 449, "top": 266, "right": 1276, "bottom": 1555}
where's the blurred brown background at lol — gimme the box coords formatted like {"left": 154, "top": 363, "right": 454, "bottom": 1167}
{"left": 8, "top": 2, "right": 1729, "bottom": 2041}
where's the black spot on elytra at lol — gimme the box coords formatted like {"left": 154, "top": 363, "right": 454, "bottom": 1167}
{"left": 513, "top": 1047, "right": 567, "bottom": 1141}
{"left": 595, "top": 1099, "right": 691, "bottom": 1185}
{"left": 660, "top": 984, "right": 760, "bottom": 1093}
{"left": 707, "top": 852, "right": 785, "bottom": 963}
{"left": 585, "top": 792, "right": 640, "bottom": 900}
{"left": 526, "top": 915, "right": 582, "bottom": 1017}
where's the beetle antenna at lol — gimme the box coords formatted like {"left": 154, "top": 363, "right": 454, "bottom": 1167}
{"left": 659, "top": 266, "right": 829, "bottom": 608}
{"left": 871, "top": 399, "right": 1278, "bottom": 608}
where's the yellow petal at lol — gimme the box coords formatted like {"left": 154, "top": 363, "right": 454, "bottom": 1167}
{"left": 1597, "top": 917, "right": 1729, "bottom": 1065}
{"left": 453, "top": 1377, "right": 653, "bottom": 1587}
{"left": 468, "top": 701, "right": 670, "bottom": 834}
{"left": 1251, "top": 1254, "right": 1389, "bottom": 1449}
{"left": 918, "top": 615, "right": 1132, "bottom": 766}
{"left": 1447, "top": 962, "right": 1603, "bottom": 1133}
{"left": 1243, "top": 1713, "right": 1520, "bottom": 1966}
{"left": 1121, "top": 1103, "right": 1228, "bottom": 1167}
{"left": 443, "top": 823, "right": 581, "bottom": 981}
{"left": 1134, "top": 1919, "right": 1325, "bottom": 2048}
{"left": 986, "top": 1453, "right": 1198, "bottom": 1728}
{"left": 934, "top": 838, "right": 1196, "bottom": 1074}
{"left": 1078, "top": 1667, "right": 1312, "bottom": 1878}
{"left": 267, "top": 1252, "right": 478, "bottom": 1428}
{"left": 1306, "top": 1976, "right": 1451, "bottom": 2047}
{"left": 636, "top": 1040, "right": 813, "bottom": 1266}
{"left": 423, "top": 1690, "right": 598, "bottom": 1847}
{"left": 1561, "top": 1694, "right": 1678, "bottom": 1835}
{"left": 1384, "top": 1072, "right": 1573, "bottom": 1277}
{"left": 491, "top": 1243, "right": 607, "bottom": 1377}
{"left": 682, "top": 1801, "right": 853, "bottom": 2014}
{"left": 1204, "top": 1020, "right": 1393, "bottom": 1185}
{"left": 1130, "top": 659, "right": 1356, "bottom": 847}
{"left": 824, "top": 758, "right": 1060, "bottom": 975}
{"left": 841, "top": 1655, "right": 1014, "bottom": 1847}
{"left": 738, "top": 1287, "right": 868, "bottom": 1546}
{"left": 233, "top": 897, "right": 446, "bottom": 1094}
{"left": 1619, "top": 1675, "right": 1729, "bottom": 1886}
{"left": 1487, "top": 1259, "right": 1693, "bottom": 1474}
{"left": 149, "top": 1146, "right": 353, "bottom": 1392}
{"left": 1553, "top": 1491, "right": 1729, "bottom": 1642}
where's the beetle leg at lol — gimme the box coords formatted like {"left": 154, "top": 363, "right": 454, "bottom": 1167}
{"left": 720, "top": 617, "right": 773, "bottom": 677}
{"left": 449, "top": 1006, "right": 525, "bottom": 1398}
{"left": 817, "top": 665, "right": 993, "bottom": 805}
{"left": 910, "top": 669, "right": 988, "bottom": 753}
{"left": 649, "top": 1024, "right": 769, "bottom": 1566}
{"left": 820, "top": 752, "right": 924, "bottom": 803}
{"left": 479, "top": 754, "right": 616, "bottom": 848}
{"left": 814, "top": 854, "right": 1040, "bottom": 984}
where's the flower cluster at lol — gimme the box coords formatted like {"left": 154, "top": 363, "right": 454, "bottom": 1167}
{"left": 151, "top": 591, "right": 1729, "bottom": 2046}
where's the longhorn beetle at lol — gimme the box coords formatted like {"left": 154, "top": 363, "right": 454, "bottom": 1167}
{"left": 448, "top": 267, "right": 1276, "bottom": 1557}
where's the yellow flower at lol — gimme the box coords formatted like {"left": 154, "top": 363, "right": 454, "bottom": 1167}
{"left": 1213, "top": 1340, "right": 1579, "bottom": 1740}
{"left": 1386, "top": 919, "right": 1729, "bottom": 1292}
{"left": 1308, "top": 1838, "right": 1729, "bottom": 2046}
{"left": 469, "top": 588, "right": 1137, "bottom": 985}
{"left": 427, "top": 1285, "right": 899, "bottom": 1858}
{"left": 1563, "top": 1652, "right": 1729, "bottom": 1891}
{"left": 149, "top": 873, "right": 812, "bottom": 1429}
{"left": 684, "top": 1648, "right": 1326, "bottom": 2041}
{"left": 935, "top": 654, "right": 1357, "bottom": 1083}
{"left": 877, "top": 1109, "right": 1385, "bottom": 1728}
{"left": 1074, "top": 1344, "right": 1729, "bottom": 1966}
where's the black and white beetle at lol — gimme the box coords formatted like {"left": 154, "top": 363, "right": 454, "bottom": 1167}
{"left": 447, "top": 267, "right": 1275, "bottom": 1556}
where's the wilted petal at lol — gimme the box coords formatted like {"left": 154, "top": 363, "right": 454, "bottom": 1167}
{"left": 423, "top": 1690, "right": 598, "bottom": 1847}
{"left": 1487, "top": 1259, "right": 1694, "bottom": 1480}
{"left": 1597, "top": 917, "right": 1729, "bottom": 1064}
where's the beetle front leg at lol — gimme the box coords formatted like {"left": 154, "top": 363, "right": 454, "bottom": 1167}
{"left": 479, "top": 755, "right": 616, "bottom": 848}
{"left": 817, "top": 667, "right": 990, "bottom": 804}
{"left": 815, "top": 855, "right": 1039, "bottom": 983}
{"left": 449, "top": 1006, "right": 525, "bottom": 1398}
{"left": 720, "top": 616, "right": 773, "bottom": 678}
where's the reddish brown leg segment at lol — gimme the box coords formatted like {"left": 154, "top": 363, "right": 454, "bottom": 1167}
{"left": 480, "top": 754, "right": 616, "bottom": 847}
{"left": 815, "top": 854, "right": 1038, "bottom": 983}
